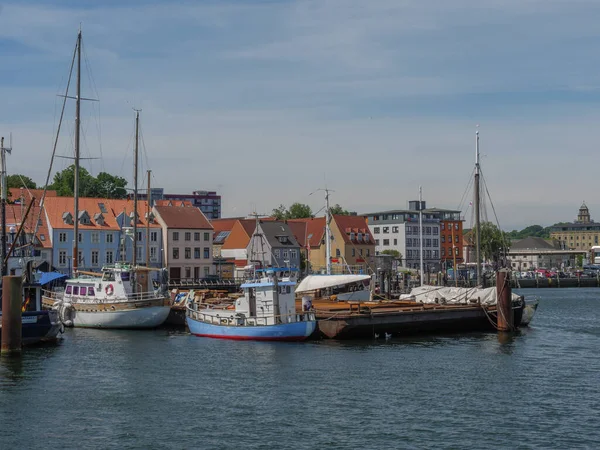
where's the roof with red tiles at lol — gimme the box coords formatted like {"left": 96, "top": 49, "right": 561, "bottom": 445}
{"left": 221, "top": 219, "right": 256, "bottom": 250}
{"left": 43, "top": 196, "right": 161, "bottom": 231}
{"left": 288, "top": 217, "right": 326, "bottom": 248}
{"left": 331, "top": 215, "right": 374, "bottom": 244}
{"left": 153, "top": 205, "right": 213, "bottom": 230}
{"left": 9, "top": 188, "right": 57, "bottom": 206}
{"left": 154, "top": 199, "right": 194, "bottom": 207}
{"left": 5, "top": 203, "right": 52, "bottom": 248}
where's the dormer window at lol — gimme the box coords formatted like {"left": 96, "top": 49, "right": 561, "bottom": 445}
{"left": 145, "top": 211, "right": 154, "bottom": 222}
{"left": 78, "top": 210, "right": 91, "bottom": 225}
{"left": 357, "top": 233, "right": 362, "bottom": 242}
{"left": 276, "top": 235, "right": 291, "bottom": 245}
{"left": 350, "top": 232, "right": 355, "bottom": 241}
{"left": 364, "top": 234, "right": 370, "bottom": 242}
{"left": 62, "top": 212, "right": 73, "bottom": 225}
{"left": 94, "top": 213, "right": 105, "bottom": 226}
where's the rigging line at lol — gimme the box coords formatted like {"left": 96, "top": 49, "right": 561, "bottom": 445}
{"left": 33, "top": 38, "right": 77, "bottom": 241}
{"left": 139, "top": 120, "right": 151, "bottom": 177}
{"left": 456, "top": 167, "right": 476, "bottom": 211}
{"left": 480, "top": 169, "right": 509, "bottom": 262}
{"left": 82, "top": 40, "right": 103, "bottom": 165}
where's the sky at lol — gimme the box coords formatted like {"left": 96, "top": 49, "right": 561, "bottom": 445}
{"left": 1, "top": 0, "right": 600, "bottom": 230}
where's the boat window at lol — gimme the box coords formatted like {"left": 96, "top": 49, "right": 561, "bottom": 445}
{"left": 286, "top": 286, "right": 291, "bottom": 294}
{"left": 102, "top": 272, "right": 115, "bottom": 281}
{"left": 66, "top": 285, "right": 72, "bottom": 295}
{"left": 121, "top": 272, "right": 130, "bottom": 282}
{"left": 80, "top": 287, "right": 87, "bottom": 296}
{"left": 73, "top": 286, "right": 79, "bottom": 295}
{"left": 88, "top": 286, "right": 95, "bottom": 296}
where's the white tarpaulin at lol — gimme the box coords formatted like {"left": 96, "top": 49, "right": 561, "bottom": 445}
{"left": 295, "top": 274, "right": 371, "bottom": 293}
{"left": 407, "top": 286, "right": 521, "bottom": 305}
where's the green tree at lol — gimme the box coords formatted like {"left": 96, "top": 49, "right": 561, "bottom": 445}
{"left": 479, "top": 221, "right": 510, "bottom": 263}
{"left": 329, "top": 204, "right": 350, "bottom": 215}
{"left": 381, "top": 249, "right": 403, "bottom": 264}
{"left": 287, "top": 202, "right": 312, "bottom": 219}
{"left": 94, "top": 172, "right": 127, "bottom": 199}
{"left": 49, "top": 165, "right": 128, "bottom": 198}
{"left": 271, "top": 204, "right": 288, "bottom": 220}
{"left": 6, "top": 174, "right": 37, "bottom": 189}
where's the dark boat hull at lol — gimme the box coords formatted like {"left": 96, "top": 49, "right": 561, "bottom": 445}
{"left": 315, "top": 301, "right": 524, "bottom": 339}
{"left": 1, "top": 310, "right": 63, "bottom": 346}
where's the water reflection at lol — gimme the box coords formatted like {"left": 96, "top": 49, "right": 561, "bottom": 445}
{"left": 0, "top": 355, "right": 24, "bottom": 386}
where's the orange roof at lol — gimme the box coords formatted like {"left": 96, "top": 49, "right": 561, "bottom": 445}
{"left": 43, "top": 196, "right": 161, "bottom": 231}
{"left": 332, "top": 215, "right": 374, "bottom": 244}
{"left": 288, "top": 217, "right": 326, "bottom": 248}
{"left": 286, "top": 221, "right": 308, "bottom": 248}
{"left": 154, "top": 199, "right": 194, "bottom": 207}
{"left": 9, "top": 188, "right": 57, "bottom": 206}
{"left": 5, "top": 202, "right": 52, "bottom": 248}
{"left": 221, "top": 219, "right": 255, "bottom": 250}
{"left": 210, "top": 218, "right": 240, "bottom": 234}
{"left": 153, "top": 205, "right": 213, "bottom": 230}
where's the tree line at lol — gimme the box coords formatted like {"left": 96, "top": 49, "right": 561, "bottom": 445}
{"left": 271, "top": 202, "right": 351, "bottom": 220}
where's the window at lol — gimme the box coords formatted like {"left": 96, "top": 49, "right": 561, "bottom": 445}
{"left": 426, "top": 239, "right": 431, "bottom": 246}
{"left": 375, "top": 239, "right": 380, "bottom": 246}
{"left": 455, "top": 236, "right": 459, "bottom": 243}
{"left": 203, "top": 247, "right": 210, "bottom": 259}
{"left": 204, "top": 266, "right": 210, "bottom": 277}
{"left": 173, "top": 232, "right": 179, "bottom": 241}
{"left": 393, "top": 239, "right": 397, "bottom": 245}
{"left": 455, "top": 223, "right": 459, "bottom": 230}
{"left": 59, "top": 232, "right": 67, "bottom": 243}
{"left": 441, "top": 235, "right": 445, "bottom": 243}
{"left": 433, "top": 239, "right": 438, "bottom": 246}
{"left": 185, "top": 267, "right": 191, "bottom": 278}
{"left": 407, "top": 250, "right": 413, "bottom": 258}
{"left": 383, "top": 227, "right": 389, "bottom": 234}
{"left": 150, "top": 247, "right": 157, "bottom": 260}
{"left": 274, "top": 249, "right": 280, "bottom": 258}
{"left": 185, "top": 247, "right": 191, "bottom": 259}
{"left": 383, "top": 239, "right": 390, "bottom": 246}
{"left": 59, "top": 250, "right": 67, "bottom": 266}
{"left": 88, "top": 286, "right": 95, "bottom": 296}
{"left": 432, "top": 227, "right": 438, "bottom": 235}
{"left": 392, "top": 226, "right": 399, "bottom": 233}
{"left": 151, "top": 231, "right": 158, "bottom": 242}
{"left": 137, "top": 231, "right": 143, "bottom": 242}
{"left": 283, "top": 250, "right": 288, "bottom": 259}
{"left": 91, "top": 232, "right": 99, "bottom": 243}
{"left": 73, "top": 286, "right": 79, "bottom": 296}
{"left": 173, "top": 248, "right": 179, "bottom": 259}
{"left": 455, "top": 248, "right": 459, "bottom": 256}
{"left": 426, "top": 227, "right": 431, "bottom": 235}
{"left": 204, "top": 232, "right": 210, "bottom": 241}
{"left": 336, "top": 249, "right": 341, "bottom": 257}
{"left": 359, "top": 249, "right": 363, "bottom": 256}
{"left": 366, "top": 249, "right": 370, "bottom": 256}
{"left": 80, "top": 287, "right": 87, "bottom": 296}
{"left": 78, "top": 233, "right": 83, "bottom": 243}
{"left": 442, "top": 248, "right": 445, "bottom": 257}
{"left": 106, "top": 250, "right": 114, "bottom": 264}
{"left": 433, "top": 250, "right": 438, "bottom": 258}
{"left": 66, "top": 285, "right": 72, "bottom": 295}
{"left": 194, "top": 232, "right": 200, "bottom": 241}
{"left": 185, "top": 232, "right": 191, "bottom": 241}
{"left": 290, "top": 250, "right": 297, "bottom": 259}
{"left": 194, "top": 247, "right": 200, "bottom": 258}
{"left": 106, "top": 233, "right": 114, "bottom": 244}
{"left": 137, "top": 246, "right": 142, "bottom": 260}
{"left": 91, "top": 250, "right": 99, "bottom": 266}
{"left": 352, "top": 248, "right": 356, "bottom": 257}
{"left": 441, "top": 223, "right": 445, "bottom": 230}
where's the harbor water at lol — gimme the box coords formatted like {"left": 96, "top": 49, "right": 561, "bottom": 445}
{"left": 1, "top": 288, "right": 599, "bottom": 449}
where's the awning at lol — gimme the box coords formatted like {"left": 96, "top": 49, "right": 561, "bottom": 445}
{"left": 38, "top": 271, "right": 69, "bottom": 286}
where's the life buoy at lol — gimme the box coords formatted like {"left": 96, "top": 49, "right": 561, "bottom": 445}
{"left": 105, "top": 284, "right": 114, "bottom": 296}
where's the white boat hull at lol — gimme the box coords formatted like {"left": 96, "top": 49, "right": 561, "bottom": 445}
{"left": 71, "top": 306, "right": 170, "bottom": 329}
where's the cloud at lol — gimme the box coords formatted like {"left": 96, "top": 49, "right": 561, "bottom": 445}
{"left": 1, "top": 1, "right": 599, "bottom": 230}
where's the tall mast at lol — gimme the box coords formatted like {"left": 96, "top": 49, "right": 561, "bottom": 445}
{"left": 474, "top": 129, "right": 481, "bottom": 286}
{"left": 419, "top": 186, "right": 424, "bottom": 286}
{"left": 133, "top": 110, "right": 140, "bottom": 270}
{"left": 73, "top": 29, "right": 82, "bottom": 275}
{"left": 146, "top": 169, "right": 151, "bottom": 267}
{"left": 0, "top": 136, "right": 11, "bottom": 277}
{"left": 324, "top": 188, "right": 332, "bottom": 275}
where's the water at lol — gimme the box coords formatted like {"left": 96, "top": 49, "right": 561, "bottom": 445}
{"left": 1, "top": 288, "right": 600, "bottom": 449}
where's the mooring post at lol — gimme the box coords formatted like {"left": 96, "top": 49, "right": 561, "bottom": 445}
{"left": 496, "top": 269, "right": 513, "bottom": 332}
{"left": 1, "top": 276, "right": 23, "bottom": 355}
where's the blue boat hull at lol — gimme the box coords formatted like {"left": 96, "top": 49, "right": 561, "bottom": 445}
{"left": 1, "top": 310, "right": 62, "bottom": 346}
{"left": 186, "top": 316, "right": 317, "bottom": 341}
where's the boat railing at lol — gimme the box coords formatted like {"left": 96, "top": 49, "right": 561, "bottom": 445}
{"left": 42, "top": 289, "right": 163, "bottom": 304}
{"left": 186, "top": 308, "right": 315, "bottom": 327}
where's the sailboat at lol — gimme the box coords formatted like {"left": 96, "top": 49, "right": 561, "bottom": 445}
{"left": 42, "top": 30, "right": 170, "bottom": 329}
{"left": 186, "top": 215, "right": 317, "bottom": 341}
{"left": 295, "top": 189, "right": 372, "bottom": 301}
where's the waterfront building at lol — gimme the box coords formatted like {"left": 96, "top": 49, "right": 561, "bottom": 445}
{"left": 210, "top": 218, "right": 243, "bottom": 279}
{"left": 153, "top": 204, "right": 214, "bottom": 281}
{"left": 43, "top": 197, "right": 163, "bottom": 274}
{"left": 364, "top": 201, "right": 443, "bottom": 272}
{"left": 508, "top": 237, "right": 585, "bottom": 270}
{"left": 134, "top": 189, "right": 222, "bottom": 219}
{"left": 549, "top": 202, "right": 600, "bottom": 252}
{"left": 290, "top": 215, "right": 375, "bottom": 274}
{"left": 219, "top": 218, "right": 256, "bottom": 278}
{"left": 425, "top": 208, "right": 464, "bottom": 270}
{"left": 247, "top": 221, "right": 301, "bottom": 269}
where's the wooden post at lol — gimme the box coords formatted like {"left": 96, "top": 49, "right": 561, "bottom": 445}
{"left": 496, "top": 269, "right": 513, "bottom": 332}
{"left": 1, "top": 276, "right": 23, "bottom": 355}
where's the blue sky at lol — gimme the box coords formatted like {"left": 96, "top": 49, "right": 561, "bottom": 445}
{"left": 1, "top": 0, "right": 600, "bottom": 229}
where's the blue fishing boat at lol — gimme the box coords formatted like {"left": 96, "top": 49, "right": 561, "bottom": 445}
{"left": 186, "top": 267, "right": 316, "bottom": 341}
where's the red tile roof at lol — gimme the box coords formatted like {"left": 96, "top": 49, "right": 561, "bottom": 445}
{"left": 221, "top": 219, "right": 256, "bottom": 250}
{"left": 5, "top": 203, "right": 52, "bottom": 248}
{"left": 332, "top": 215, "right": 374, "bottom": 244}
{"left": 154, "top": 199, "right": 194, "bottom": 207}
{"left": 288, "top": 217, "right": 326, "bottom": 248}
{"left": 9, "top": 188, "right": 57, "bottom": 207}
{"left": 153, "top": 205, "right": 213, "bottom": 230}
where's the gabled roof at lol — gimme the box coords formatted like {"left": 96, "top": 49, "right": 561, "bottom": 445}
{"left": 331, "top": 215, "right": 374, "bottom": 245}
{"left": 288, "top": 217, "right": 326, "bottom": 248}
{"left": 43, "top": 197, "right": 160, "bottom": 230}
{"left": 286, "top": 221, "right": 308, "bottom": 248}
{"left": 510, "top": 236, "right": 560, "bottom": 251}
{"left": 258, "top": 221, "right": 300, "bottom": 249}
{"left": 210, "top": 218, "right": 240, "bottom": 234}
{"left": 221, "top": 219, "right": 256, "bottom": 250}
{"left": 9, "top": 188, "right": 57, "bottom": 207}
{"left": 6, "top": 202, "right": 52, "bottom": 248}
{"left": 153, "top": 205, "right": 213, "bottom": 230}
{"left": 154, "top": 199, "right": 194, "bottom": 207}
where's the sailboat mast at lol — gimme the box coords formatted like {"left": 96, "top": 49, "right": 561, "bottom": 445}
{"left": 133, "top": 110, "right": 139, "bottom": 270}
{"left": 419, "top": 186, "right": 424, "bottom": 286}
{"left": 474, "top": 130, "right": 481, "bottom": 286}
{"left": 0, "top": 137, "right": 7, "bottom": 277}
{"left": 325, "top": 189, "right": 332, "bottom": 275}
{"left": 146, "top": 169, "right": 151, "bottom": 267}
{"left": 73, "top": 29, "right": 82, "bottom": 275}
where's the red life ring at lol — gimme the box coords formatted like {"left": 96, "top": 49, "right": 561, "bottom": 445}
{"left": 105, "top": 284, "right": 114, "bottom": 296}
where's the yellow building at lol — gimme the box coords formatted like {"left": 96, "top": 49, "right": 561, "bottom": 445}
{"left": 550, "top": 202, "right": 600, "bottom": 251}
